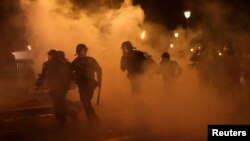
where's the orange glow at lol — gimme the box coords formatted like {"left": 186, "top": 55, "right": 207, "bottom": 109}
{"left": 170, "top": 43, "right": 174, "bottom": 48}
{"left": 218, "top": 51, "right": 222, "bottom": 56}
{"left": 141, "top": 30, "right": 146, "bottom": 40}
{"left": 27, "top": 45, "right": 32, "bottom": 51}
{"left": 174, "top": 32, "right": 179, "bottom": 38}
{"left": 184, "top": 11, "right": 191, "bottom": 19}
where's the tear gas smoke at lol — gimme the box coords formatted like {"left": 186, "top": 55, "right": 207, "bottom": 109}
{"left": 2, "top": 0, "right": 248, "bottom": 140}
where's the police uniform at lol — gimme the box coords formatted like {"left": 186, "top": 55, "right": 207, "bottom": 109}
{"left": 121, "top": 46, "right": 147, "bottom": 95}
{"left": 37, "top": 50, "right": 73, "bottom": 123}
{"left": 71, "top": 55, "right": 102, "bottom": 125}
{"left": 158, "top": 52, "right": 182, "bottom": 94}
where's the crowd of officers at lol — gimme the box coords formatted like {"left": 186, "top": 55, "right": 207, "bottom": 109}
{"left": 36, "top": 44, "right": 102, "bottom": 128}
{"left": 190, "top": 42, "right": 250, "bottom": 95}
{"left": 120, "top": 41, "right": 182, "bottom": 95}
{"left": 36, "top": 40, "right": 249, "bottom": 128}
{"left": 36, "top": 41, "right": 182, "bottom": 128}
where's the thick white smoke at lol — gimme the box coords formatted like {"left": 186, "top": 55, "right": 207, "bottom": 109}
{"left": 17, "top": 0, "right": 250, "bottom": 140}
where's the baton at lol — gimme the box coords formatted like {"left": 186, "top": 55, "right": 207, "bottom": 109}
{"left": 97, "top": 86, "right": 101, "bottom": 106}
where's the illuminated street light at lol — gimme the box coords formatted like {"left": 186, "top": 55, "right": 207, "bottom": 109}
{"left": 141, "top": 30, "right": 146, "bottom": 41}
{"left": 184, "top": 10, "right": 191, "bottom": 32}
{"left": 170, "top": 43, "right": 174, "bottom": 48}
{"left": 218, "top": 51, "right": 222, "bottom": 56}
{"left": 174, "top": 32, "right": 179, "bottom": 38}
{"left": 27, "top": 45, "right": 32, "bottom": 51}
{"left": 190, "top": 48, "right": 194, "bottom": 52}
{"left": 184, "top": 11, "right": 191, "bottom": 19}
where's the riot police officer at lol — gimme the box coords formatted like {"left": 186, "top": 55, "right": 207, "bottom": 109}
{"left": 71, "top": 44, "right": 102, "bottom": 127}
{"left": 212, "top": 43, "right": 241, "bottom": 95}
{"left": 190, "top": 46, "right": 213, "bottom": 87}
{"left": 120, "top": 41, "right": 147, "bottom": 95}
{"left": 158, "top": 52, "right": 182, "bottom": 94}
{"left": 36, "top": 50, "right": 76, "bottom": 125}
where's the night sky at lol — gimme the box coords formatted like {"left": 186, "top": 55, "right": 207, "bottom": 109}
{"left": 0, "top": 0, "right": 27, "bottom": 51}
{"left": 134, "top": 0, "right": 250, "bottom": 30}
{"left": 0, "top": 0, "right": 249, "bottom": 51}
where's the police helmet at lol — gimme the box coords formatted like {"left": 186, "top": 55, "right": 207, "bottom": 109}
{"left": 161, "top": 52, "right": 170, "bottom": 60}
{"left": 57, "top": 50, "right": 66, "bottom": 59}
{"left": 121, "top": 41, "right": 135, "bottom": 50}
{"left": 75, "top": 44, "right": 88, "bottom": 55}
{"left": 48, "top": 49, "right": 58, "bottom": 58}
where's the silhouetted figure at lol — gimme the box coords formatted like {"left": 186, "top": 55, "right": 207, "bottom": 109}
{"left": 120, "top": 41, "right": 147, "bottom": 95}
{"left": 71, "top": 44, "right": 102, "bottom": 127}
{"left": 190, "top": 46, "right": 213, "bottom": 87}
{"left": 36, "top": 50, "right": 77, "bottom": 125}
{"left": 143, "top": 52, "right": 158, "bottom": 77}
{"left": 58, "top": 50, "right": 80, "bottom": 116}
{"left": 212, "top": 43, "right": 241, "bottom": 95}
{"left": 158, "top": 52, "right": 182, "bottom": 94}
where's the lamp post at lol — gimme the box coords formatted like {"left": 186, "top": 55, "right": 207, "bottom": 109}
{"left": 184, "top": 10, "right": 191, "bottom": 28}
{"left": 174, "top": 32, "right": 179, "bottom": 38}
{"left": 184, "top": 11, "right": 191, "bottom": 19}
{"left": 140, "top": 30, "right": 146, "bottom": 43}
{"left": 27, "top": 45, "right": 32, "bottom": 51}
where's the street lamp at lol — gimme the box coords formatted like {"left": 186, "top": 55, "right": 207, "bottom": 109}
{"left": 170, "top": 43, "right": 174, "bottom": 48}
{"left": 174, "top": 32, "right": 179, "bottom": 38}
{"left": 184, "top": 10, "right": 191, "bottom": 28}
{"left": 27, "top": 45, "right": 32, "bottom": 51}
{"left": 184, "top": 11, "right": 191, "bottom": 19}
{"left": 141, "top": 30, "right": 146, "bottom": 42}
